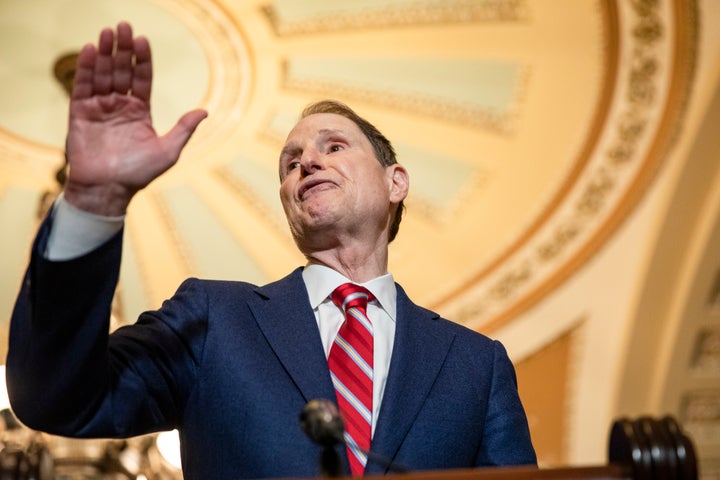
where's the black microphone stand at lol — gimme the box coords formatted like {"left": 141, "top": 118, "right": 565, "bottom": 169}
{"left": 319, "top": 445, "right": 342, "bottom": 478}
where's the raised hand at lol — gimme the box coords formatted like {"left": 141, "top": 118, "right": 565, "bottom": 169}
{"left": 64, "top": 21, "right": 207, "bottom": 216}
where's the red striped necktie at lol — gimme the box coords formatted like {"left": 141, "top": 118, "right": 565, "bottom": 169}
{"left": 328, "top": 283, "right": 375, "bottom": 476}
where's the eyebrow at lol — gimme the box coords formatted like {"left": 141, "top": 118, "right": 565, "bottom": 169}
{"left": 280, "top": 128, "right": 349, "bottom": 159}
{"left": 317, "top": 128, "right": 344, "bottom": 137}
{"left": 279, "top": 145, "right": 300, "bottom": 160}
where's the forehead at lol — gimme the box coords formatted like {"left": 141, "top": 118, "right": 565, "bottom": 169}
{"left": 285, "top": 113, "right": 365, "bottom": 144}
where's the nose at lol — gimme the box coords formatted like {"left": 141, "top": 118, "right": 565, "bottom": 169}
{"left": 299, "top": 148, "right": 324, "bottom": 175}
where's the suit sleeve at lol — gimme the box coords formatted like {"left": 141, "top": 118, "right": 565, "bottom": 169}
{"left": 475, "top": 340, "right": 537, "bottom": 466}
{"left": 6, "top": 218, "right": 207, "bottom": 438}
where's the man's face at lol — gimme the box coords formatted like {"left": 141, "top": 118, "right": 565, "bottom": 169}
{"left": 279, "top": 113, "right": 406, "bottom": 250}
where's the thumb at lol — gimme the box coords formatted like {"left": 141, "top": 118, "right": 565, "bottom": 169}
{"left": 162, "top": 108, "right": 208, "bottom": 158}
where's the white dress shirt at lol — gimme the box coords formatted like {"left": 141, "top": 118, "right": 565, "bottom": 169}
{"left": 44, "top": 195, "right": 397, "bottom": 435}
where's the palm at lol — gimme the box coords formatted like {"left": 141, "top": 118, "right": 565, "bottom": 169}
{"left": 68, "top": 93, "right": 170, "bottom": 190}
{"left": 64, "top": 22, "right": 206, "bottom": 215}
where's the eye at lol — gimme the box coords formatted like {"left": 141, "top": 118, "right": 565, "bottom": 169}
{"left": 280, "top": 161, "right": 300, "bottom": 180}
{"left": 329, "top": 144, "right": 343, "bottom": 153}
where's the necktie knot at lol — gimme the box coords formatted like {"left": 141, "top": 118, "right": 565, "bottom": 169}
{"left": 331, "top": 283, "right": 374, "bottom": 313}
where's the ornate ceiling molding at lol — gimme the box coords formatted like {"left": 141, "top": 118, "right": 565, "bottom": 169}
{"left": 439, "top": 0, "right": 698, "bottom": 331}
{"left": 263, "top": 0, "right": 528, "bottom": 36}
{"left": 282, "top": 59, "right": 530, "bottom": 134}
{"left": 148, "top": 0, "right": 253, "bottom": 151}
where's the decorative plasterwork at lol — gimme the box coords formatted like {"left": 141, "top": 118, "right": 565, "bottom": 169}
{"left": 146, "top": 0, "right": 253, "bottom": 151}
{"left": 263, "top": 0, "right": 528, "bottom": 36}
{"left": 691, "top": 328, "right": 720, "bottom": 376}
{"left": 681, "top": 390, "right": 720, "bottom": 460}
{"left": 153, "top": 189, "right": 201, "bottom": 277}
{"left": 214, "top": 157, "right": 290, "bottom": 234}
{"left": 439, "top": 0, "right": 698, "bottom": 332}
{"left": 282, "top": 58, "right": 529, "bottom": 134}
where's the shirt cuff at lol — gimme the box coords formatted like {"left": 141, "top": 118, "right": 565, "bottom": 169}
{"left": 45, "top": 193, "right": 125, "bottom": 261}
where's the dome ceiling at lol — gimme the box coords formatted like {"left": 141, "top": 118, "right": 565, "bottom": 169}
{"left": 0, "top": 0, "right": 697, "bottom": 333}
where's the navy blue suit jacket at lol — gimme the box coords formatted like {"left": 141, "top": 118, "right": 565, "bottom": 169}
{"left": 7, "top": 222, "right": 536, "bottom": 479}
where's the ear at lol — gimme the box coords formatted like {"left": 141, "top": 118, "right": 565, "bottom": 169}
{"left": 387, "top": 164, "right": 409, "bottom": 204}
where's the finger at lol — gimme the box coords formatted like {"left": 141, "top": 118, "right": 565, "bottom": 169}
{"left": 131, "top": 36, "right": 152, "bottom": 102}
{"left": 112, "top": 22, "right": 134, "bottom": 93}
{"left": 71, "top": 43, "right": 97, "bottom": 100}
{"left": 93, "top": 27, "right": 115, "bottom": 95}
{"left": 161, "top": 109, "right": 208, "bottom": 159}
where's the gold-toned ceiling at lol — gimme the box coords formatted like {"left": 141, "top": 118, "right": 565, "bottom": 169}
{"left": 0, "top": 0, "right": 697, "bottom": 332}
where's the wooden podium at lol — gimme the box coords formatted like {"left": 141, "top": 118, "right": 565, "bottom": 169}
{"left": 366, "top": 465, "right": 626, "bottom": 480}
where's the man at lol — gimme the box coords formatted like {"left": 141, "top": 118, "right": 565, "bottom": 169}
{"left": 7, "top": 22, "right": 536, "bottom": 479}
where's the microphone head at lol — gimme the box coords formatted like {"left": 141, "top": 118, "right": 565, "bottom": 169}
{"left": 300, "top": 399, "right": 345, "bottom": 447}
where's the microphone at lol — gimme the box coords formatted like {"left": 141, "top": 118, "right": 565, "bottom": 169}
{"left": 300, "top": 399, "right": 345, "bottom": 447}
{"left": 300, "top": 399, "right": 408, "bottom": 475}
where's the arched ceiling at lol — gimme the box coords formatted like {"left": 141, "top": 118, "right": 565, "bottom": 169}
{"left": 0, "top": 0, "right": 699, "bottom": 333}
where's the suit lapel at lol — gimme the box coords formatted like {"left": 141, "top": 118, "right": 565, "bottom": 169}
{"left": 368, "top": 284, "right": 456, "bottom": 473}
{"left": 248, "top": 268, "right": 337, "bottom": 403}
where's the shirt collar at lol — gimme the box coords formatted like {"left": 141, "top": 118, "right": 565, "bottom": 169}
{"left": 302, "top": 263, "right": 397, "bottom": 320}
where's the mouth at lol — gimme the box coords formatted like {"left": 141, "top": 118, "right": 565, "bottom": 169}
{"left": 299, "top": 178, "right": 336, "bottom": 199}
